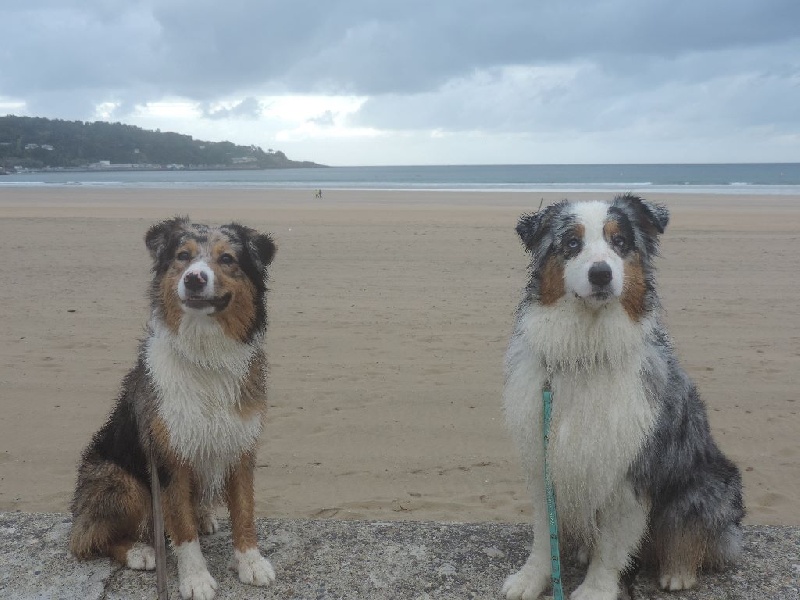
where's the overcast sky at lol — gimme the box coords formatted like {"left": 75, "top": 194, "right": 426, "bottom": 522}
{"left": 3, "top": 1, "right": 799, "bottom": 166}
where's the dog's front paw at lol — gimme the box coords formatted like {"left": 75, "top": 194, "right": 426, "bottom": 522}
{"left": 178, "top": 567, "right": 218, "bottom": 600}
{"left": 502, "top": 565, "right": 549, "bottom": 600}
{"left": 231, "top": 548, "right": 276, "bottom": 587}
{"left": 570, "top": 582, "right": 618, "bottom": 600}
{"left": 174, "top": 540, "right": 218, "bottom": 599}
{"left": 125, "top": 542, "right": 156, "bottom": 570}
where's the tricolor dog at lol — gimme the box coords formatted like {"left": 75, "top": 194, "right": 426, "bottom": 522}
{"left": 502, "top": 195, "right": 744, "bottom": 600}
{"left": 70, "top": 216, "right": 276, "bottom": 600}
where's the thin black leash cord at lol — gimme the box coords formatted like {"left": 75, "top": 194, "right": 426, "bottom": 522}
{"left": 149, "top": 448, "right": 169, "bottom": 600}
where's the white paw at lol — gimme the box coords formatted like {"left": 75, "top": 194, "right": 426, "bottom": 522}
{"left": 175, "top": 539, "right": 218, "bottom": 600}
{"left": 576, "top": 545, "right": 590, "bottom": 566}
{"left": 178, "top": 568, "right": 218, "bottom": 600}
{"left": 570, "top": 582, "right": 618, "bottom": 600}
{"left": 659, "top": 572, "right": 697, "bottom": 591}
{"left": 231, "top": 547, "right": 276, "bottom": 587}
{"left": 199, "top": 513, "right": 220, "bottom": 535}
{"left": 125, "top": 542, "right": 156, "bottom": 570}
{"left": 502, "top": 566, "right": 549, "bottom": 600}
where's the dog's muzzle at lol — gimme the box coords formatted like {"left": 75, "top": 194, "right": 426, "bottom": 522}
{"left": 580, "top": 260, "right": 615, "bottom": 303}
{"left": 182, "top": 292, "right": 232, "bottom": 311}
{"left": 183, "top": 270, "right": 208, "bottom": 293}
{"left": 588, "top": 261, "right": 613, "bottom": 287}
{"left": 179, "top": 264, "right": 230, "bottom": 312}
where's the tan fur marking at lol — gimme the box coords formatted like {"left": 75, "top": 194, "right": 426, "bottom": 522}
{"left": 69, "top": 514, "right": 112, "bottom": 560}
{"left": 159, "top": 239, "right": 200, "bottom": 333}
{"left": 657, "top": 528, "right": 708, "bottom": 584}
{"left": 150, "top": 419, "right": 208, "bottom": 546}
{"left": 150, "top": 420, "right": 200, "bottom": 545}
{"left": 193, "top": 237, "right": 259, "bottom": 342}
{"left": 603, "top": 220, "right": 621, "bottom": 242}
{"left": 177, "top": 239, "right": 199, "bottom": 260}
{"left": 214, "top": 272, "right": 257, "bottom": 342}
{"left": 160, "top": 461, "right": 199, "bottom": 545}
{"left": 108, "top": 539, "right": 137, "bottom": 565}
{"left": 159, "top": 270, "right": 184, "bottom": 333}
{"left": 236, "top": 352, "right": 268, "bottom": 419}
{"left": 621, "top": 255, "right": 647, "bottom": 321}
{"left": 539, "top": 255, "right": 566, "bottom": 305}
{"left": 210, "top": 239, "right": 232, "bottom": 259}
{"left": 150, "top": 417, "right": 183, "bottom": 468}
{"left": 150, "top": 417, "right": 171, "bottom": 454}
{"left": 225, "top": 452, "right": 259, "bottom": 551}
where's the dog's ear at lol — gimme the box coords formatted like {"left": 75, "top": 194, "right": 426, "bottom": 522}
{"left": 247, "top": 232, "right": 276, "bottom": 272}
{"left": 224, "top": 223, "right": 276, "bottom": 274}
{"left": 516, "top": 201, "right": 563, "bottom": 253}
{"left": 145, "top": 216, "right": 189, "bottom": 263}
{"left": 615, "top": 194, "right": 669, "bottom": 235}
{"left": 641, "top": 200, "right": 670, "bottom": 234}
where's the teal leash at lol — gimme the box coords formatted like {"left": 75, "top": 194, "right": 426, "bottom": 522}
{"left": 542, "top": 386, "right": 564, "bottom": 600}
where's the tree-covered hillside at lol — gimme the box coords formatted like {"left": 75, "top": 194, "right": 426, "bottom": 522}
{"left": 0, "top": 115, "right": 323, "bottom": 171}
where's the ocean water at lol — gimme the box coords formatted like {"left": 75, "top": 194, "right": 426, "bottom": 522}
{"left": 2, "top": 163, "right": 800, "bottom": 194}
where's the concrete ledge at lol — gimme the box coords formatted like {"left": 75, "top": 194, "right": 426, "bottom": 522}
{"left": 1, "top": 512, "right": 797, "bottom": 599}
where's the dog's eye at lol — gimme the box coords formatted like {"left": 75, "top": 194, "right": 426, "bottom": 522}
{"left": 176, "top": 250, "right": 191, "bottom": 261}
{"left": 219, "top": 253, "right": 236, "bottom": 265}
{"left": 612, "top": 235, "right": 627, "bottom": 250}
{"left": 566, "top": 238, "right": 581, "bottom": 250}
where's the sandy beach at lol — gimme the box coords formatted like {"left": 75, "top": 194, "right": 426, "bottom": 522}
{"left": 0, "top": 187, "right": 797, "bottom": 526}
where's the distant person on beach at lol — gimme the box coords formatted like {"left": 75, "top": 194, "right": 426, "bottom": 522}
{"left": 315, "top": 189, "right": 323, "bottom": 199}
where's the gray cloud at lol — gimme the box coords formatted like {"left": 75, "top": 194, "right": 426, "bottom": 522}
{"left": 2, "top": 0, "right": 799, "bottom": 164}
{"left": 350, "top": 38, "right": 800, "bottom": 139}
{"left": 6, "top": 1, "right": 800, "bottom": 101}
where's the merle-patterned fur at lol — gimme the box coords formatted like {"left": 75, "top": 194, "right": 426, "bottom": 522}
{"left": 504, "top": 194, "right": 744, "bottom": 597}
{"left": 516, "top": 193, "right": 667, "bottom": 316}
{"left": 518, "top": 195, "right": 745, "bottom": 547}
{"left": 70, "top": 217, "right": 276, "bottom": 564}
{"left": 145, "top": 216, "right": 275, "bottom": 343}
{"left": 78, "top": 217, "right": 274, "bottom": 486}
{"left": 631, "top": 327, "right": 745, "bottom": 550}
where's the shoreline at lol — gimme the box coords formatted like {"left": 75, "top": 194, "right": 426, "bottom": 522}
{"left": 0, "top": 188, "right": 797, "bottom": 525}
{"left": 3, "top": 185, "right": 800, "bottom": 203}
{"left": 3, "top": 182, "right": 800, "bottom": 196}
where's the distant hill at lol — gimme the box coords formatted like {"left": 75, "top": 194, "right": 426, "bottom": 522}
{"left": 0, "top": 115, "right": 325, "bottom": 172}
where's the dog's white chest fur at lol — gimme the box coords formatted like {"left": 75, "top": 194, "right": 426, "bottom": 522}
{"left": 507, "top": 300, "right": 658, "bottom": 534}
{"left": 145, "top": 318, "right": 263, "bottom": 498}
{"left": 548, "top": 359, "right": 654, "bottom": 532}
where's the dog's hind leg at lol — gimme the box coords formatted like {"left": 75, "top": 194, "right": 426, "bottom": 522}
{"left": 69, "top": 460, "right": 154, "bottom": 570}
{"left": 572, "top": 484, "right": 648, "bottom": 600}
{"left": 706, "top": 522, "right": 743, "bottom": 568}
{"left": 654, "top": 518, "right": 742, "bottom": 590}
{"left": 654, "top": 525, "right": 706, "bottom": 591}
{"left": 654, "top": 452, "right": 744, "bottom": 589}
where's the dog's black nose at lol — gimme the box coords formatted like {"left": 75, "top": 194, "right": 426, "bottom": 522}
{"left": 588, "top": 262, "right": 613, "bottom": 286}
{"left": 183, "top": 271, "right": 208, "bottom": 292}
